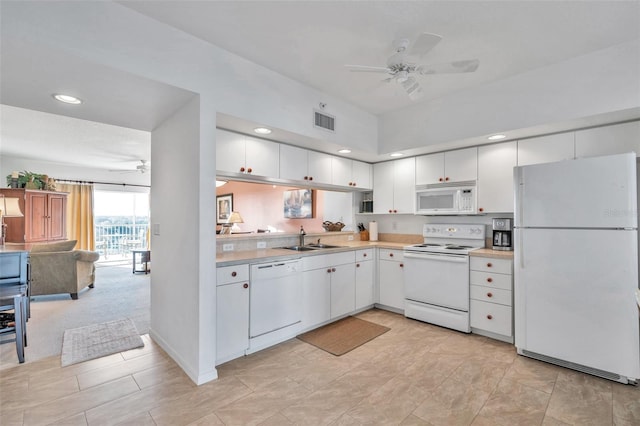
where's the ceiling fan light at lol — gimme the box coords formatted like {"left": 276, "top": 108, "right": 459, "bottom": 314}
{"left": 396, "top": 71, "right": 409, "bottom": 83}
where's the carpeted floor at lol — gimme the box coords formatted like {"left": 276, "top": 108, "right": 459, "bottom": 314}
{"left": 0, "top": 264, "right": 149, "bottom": 367}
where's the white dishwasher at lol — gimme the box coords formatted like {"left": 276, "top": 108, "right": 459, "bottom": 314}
{"left": 250, "top": 259, "right": 302, "bottom": 338}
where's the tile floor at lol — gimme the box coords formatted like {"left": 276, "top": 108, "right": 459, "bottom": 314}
{"left": 1, "top": 309, "right": 638, "bottom": 425}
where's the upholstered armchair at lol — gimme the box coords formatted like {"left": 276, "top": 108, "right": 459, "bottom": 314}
{"left": 29, "top": 240, "right": 100, "bottom": 300}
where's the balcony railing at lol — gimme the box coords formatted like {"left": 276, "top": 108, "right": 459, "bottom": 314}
{"left": 94, "top": 224, "right": 148, "bottom": 258}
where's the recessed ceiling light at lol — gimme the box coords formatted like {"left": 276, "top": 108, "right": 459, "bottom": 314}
{"left": 487, "top": 134, "right": 506, "bottom": 140}
{"left": 254, "top": 127, "right": 272, "bottom": 135}
{"left": 52, "top": 94, "right": 82, "bottom": 105}
{"left": 338, "top": 149, "right": 352, "bottom": 154}
{"left": 390, "top": 152, "right": 404, "bottom": 157}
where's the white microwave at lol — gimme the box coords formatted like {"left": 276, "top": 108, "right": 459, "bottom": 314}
{"left": 415, "top": 182, "right": 477, "bottom": 215}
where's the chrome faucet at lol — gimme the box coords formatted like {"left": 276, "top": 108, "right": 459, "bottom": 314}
{"left": 299, "top": 226, "right": 306, "bottom": 246}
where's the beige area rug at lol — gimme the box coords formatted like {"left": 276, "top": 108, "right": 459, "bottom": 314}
{"left": 297, "top": 316, "right": 390, "bottom": 356}
{"left": 61, "top": 318, "right": 144, "bottom": 367}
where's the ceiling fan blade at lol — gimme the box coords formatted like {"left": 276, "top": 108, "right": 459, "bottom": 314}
{"left": 417, "top": 59, "right": 480, "bottom": 75}
{"left": 409, "top": 33, "right": 443, "bottom": 56}
{"left": 345, "top": 64, "right": 392, "bottom": 73}
{"left": 402, "top": 77, "right": 423, "bottom": 101}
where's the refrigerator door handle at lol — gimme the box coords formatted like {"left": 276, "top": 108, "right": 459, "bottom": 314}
{"left": 515, "top": 167, "right": 524, "bottom": 227}
{"left": 518, "top": 228, "right": 524, "bottom": 269}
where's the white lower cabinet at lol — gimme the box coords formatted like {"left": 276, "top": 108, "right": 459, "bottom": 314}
{"left": 355, "top": 249, "right": 375, "bottom": 310}
{"left": 302, "top": 267, "right": 331, "bottom": 330}
{"left": 469, "top": 256, "right": 514, "bottom": 343}
{"left": 215, "top": 264, "right": 250, "bottom": 365}
{"left": 377, "top": 249, "right": 405, "bottom": 311}
{"left": 330, "top": 263, "right": 356, "bottom": 318}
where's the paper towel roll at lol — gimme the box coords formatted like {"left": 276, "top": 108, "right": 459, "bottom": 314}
{"left": 369, "top": 221, "right": 378, "bottom": 241}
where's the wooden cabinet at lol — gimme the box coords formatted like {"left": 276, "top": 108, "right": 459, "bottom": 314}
{"left": 469, "top": 256, "right": 513, "bottom": 343}
{"left": 332, "top": 157, "right": 372, "bottom": 189}
{"left": 518, "top": 133, "right": 575, "bottom": 166}
{"left": 216, "top": 128, "right": 279, "bottom": 178}
{"left": 279, "top": 144, "right": 332, "bottom": 185}
{"left": 477, "top": 141, "right": 517, "bottom": 213}
{"left": 373, "top": 157, "right": 415, "bottom": 214}
{"left": 377, "top": 249, "right": 405, "bottom": 311}
{"left": 355, "top": 249, "right": 374, "bottom": 310}
{"left": 216, "top": 263, "right": 250, "bottom": 365}
{"left": 416, "top": 147, "right": 477, "bottom": 185}
{"left": 575, "top": 121, "right": 640, "bottom": 159}
{"left": 0, "top": 189, "right": 68, "bottom": 243}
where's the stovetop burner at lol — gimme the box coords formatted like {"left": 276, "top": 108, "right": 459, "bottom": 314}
{"left": 404, "top": 224, "right": 486, "bottom": 255}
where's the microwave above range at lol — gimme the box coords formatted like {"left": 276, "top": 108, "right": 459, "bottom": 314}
{"left": 415, "top": 181, "right": 478, "bottom": 215}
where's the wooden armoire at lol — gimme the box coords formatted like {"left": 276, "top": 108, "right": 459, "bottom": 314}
{"left": 0, "top": 188, "right": 68, "bottom": 243}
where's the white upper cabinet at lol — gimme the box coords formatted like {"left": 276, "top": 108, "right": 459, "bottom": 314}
{"left": 332, "top": 157, "right": 372, "bottom": 189}
{"left": 216, "top": 129, "right": 279, "bottom": 178}
{"left": 416, "top": 147, "right": 477, "bottom": 185}
{"left": 373, "top": 157, "right": 415, "bottom": 214}
{"left": 279, "top": 145, "right": 332, "bottom": 185}
{"left": 518, "top": 133, "right": 575, "bottom": 166}
{"left": 575, "top": 121, "right": 640, "bottom": 159}
{"left": 477, "top": 141, "right": 517, "bottom": 213}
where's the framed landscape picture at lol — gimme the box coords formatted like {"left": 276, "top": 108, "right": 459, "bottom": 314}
{"left": 216, "top": 193, "right": 233, "bottom": 224}
{"left": 283, "top": 189, "right": 314, "bottom": 218}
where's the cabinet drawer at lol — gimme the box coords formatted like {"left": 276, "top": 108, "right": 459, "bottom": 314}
{"left": 216, "top": 264, "right": 249, "bottom": 286}
{"left": 470, "top": 285, "right": 512, "bottom": 306}
{"left": 378, "top": 249, "right": 404, "bottom": 261}
{"left": 470, "top": 257, "right": 512, "bottom": 274}
{"left": 470, "top": 271, "right": 512, "bottom": 291}
{"left": 302, "top": 251, "right": 355, "bottom": 271}
{"left": 470, "top": 300, "right": 512, "bottom": 337}
{"left": 355, "top": 248, "right": 374, "bottom": 261}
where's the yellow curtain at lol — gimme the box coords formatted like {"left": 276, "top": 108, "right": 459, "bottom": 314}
{"left": 57, "top": 183, "right": 95, "bottom": 250}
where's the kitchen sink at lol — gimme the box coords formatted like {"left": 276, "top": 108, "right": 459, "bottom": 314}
{"left": 305, "top": 244, "right": 344, "bottom": 249}
{"left": 277, "top": 246, "right": 317, "bottom": 251}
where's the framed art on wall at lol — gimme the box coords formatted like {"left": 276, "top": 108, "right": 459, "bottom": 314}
{"left": 216, "top": 193, "right": 233, "bottom": 224}
{"left": 283, "top": 189, "right": 314, "bottom": 218}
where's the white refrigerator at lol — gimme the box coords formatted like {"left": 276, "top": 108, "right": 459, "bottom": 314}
{"left": 514, "top": 152, "right": 640, "bottom": 384}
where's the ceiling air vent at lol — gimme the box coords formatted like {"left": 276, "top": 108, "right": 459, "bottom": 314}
{"left": 314, "top": 110, "right": 335, "bottom": 132}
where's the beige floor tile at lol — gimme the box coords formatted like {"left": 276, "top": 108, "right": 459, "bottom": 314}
{"left": 185, "top": 412, "right": 225, "bottom": 426}
{"left": 330, "top": 413, "right": 363, "bottom": 425}
{"left": 399, "top": 414, "right": 431, "bottom": 425}
{"left": 77, "top": 351, "right": 172, "bottom": 390}
{"left": 23, "top": 376, "right": 140, "bottom": 426}
{"left": 2, "top": 375, "right": 80, "bottom": 411}
{"left": 545, "top": 370, "right": 613, "bottom": 426}
{"left": 0, "top": 407, "right": 24, "bottom": 426}
{"left": 400, "top": 352, "right": 466, "bottom": 390}
{"left": 48, "top": 412, "right": 88, "bottom": 425}
{"left": 612, "top": 382, "right": 640, "bottom": 426}
{"left": 412, "top": 377, "right": 493, "bottom": 426}
{"left": 502, "top": 355, "right": 560, "bottom": 394}
{"left": 472, "top": 377, "right": 551, "bottom": 426}
{"left": 113, "top": 411, "right": 161, "bottom": 426}
{"left": 132, "top": 363, "right": 187, "bottom": 389}
{"left": 428, "top": 332, "right": 490, "bottom": 357}
{"left": 449, "top": 357, "right": 510, "bottom": 393}
{"left": 215, "top": 377, "right": 312, "bottom": 425}
{"left": 258, "top": 412, "right": 295, "bottom": 425}
{"left": 541, "top": 415, "right": 572, "bottom": 425}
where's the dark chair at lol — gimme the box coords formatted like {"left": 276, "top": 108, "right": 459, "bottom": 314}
{"left": 0, "top": 251, "right": 29, "bottom": 363}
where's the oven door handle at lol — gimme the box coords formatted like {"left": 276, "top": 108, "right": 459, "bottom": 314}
{"left": 403, "top": 252, "right": 469, "bottom": 263}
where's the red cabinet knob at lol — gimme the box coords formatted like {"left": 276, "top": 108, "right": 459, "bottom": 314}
{"left": 445, "top": 177, "right": 450, "bottom": 181}
{"left": 487, "top": 314, "right": 493, "bottom": 320}
{"left": 240, "top": 167, "right": 245, "bottom": 172}
{"left": 388, "top": 209, "right": 393, "bottom": 213}
{"left": 400, "top": 263, "right": 404, "bottom": 268}
{"left": 487, "top": 262, "right": 492, "bottom": 268}
{"left": 304, "top": 176, "right": 309, "bottom": 180}
{"left": 309, "top": 176, "right": 313, "bottom": 181}
{"left": 389, "top": 253, "right": 394, "bottom": 257}
{"left": 439, "top": 177, "right": 444, "bottom": 182}
{"left": 247, "top": 167, "right": 252, "bottom": 173}
{"left": 332, "top": 268, "right": 336, "bottom": 272}
{"left": 487, "top": 277, "right": 493, "bottom": 283}
{"left": 231, "top": 271, "right": 237, "bottom": 277}
{"left": 478, "top": 207, "right": 484, "bottom": 212}
{"left": 243, "top": 283, "right": 248, "bottom": 289}
{"left": 487, "top": 292, "right": 493, "bottom": 298}
{"left": 352, "top": 182, "right": 356, "bottom": 187}
{"left": 363, "top": 253, "right": 367, "bottom": 257}
{"left": 356, "top": 263, "right": 360, "bottom": 268}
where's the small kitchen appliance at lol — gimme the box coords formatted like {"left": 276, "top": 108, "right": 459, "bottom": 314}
{"left": 415, "top": 181, "right": 477, "bottom": 215}
{"left": 492, "top": 218, "right": 512, "bottom": 251}
{"left": 403, "top": 224, "right": 485, "bottom": 333}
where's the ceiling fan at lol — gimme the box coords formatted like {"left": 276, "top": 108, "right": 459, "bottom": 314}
{"left": 345, "top": 33, "right": 479, "bottom": 100}
{"left": 109, "top": 160, "right": 150, "bottom": 174}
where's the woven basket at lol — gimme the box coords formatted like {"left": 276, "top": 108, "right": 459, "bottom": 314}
{"left": 322, "top": 221, "right": 345, "bottom": 232}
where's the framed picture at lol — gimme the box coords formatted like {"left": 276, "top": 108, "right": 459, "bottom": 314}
{"left": 216, "top": 193, "right": 233, "bottom": 224}
{"left": 283, "top": 189, "right": 314, "bottom": 218}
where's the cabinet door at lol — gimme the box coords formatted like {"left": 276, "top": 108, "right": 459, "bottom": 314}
{"left": 244, "top": 135, "right": 279, "bottom": 178}
{"left": 393, "top": 157, "right": 415, "bottom": 214}
{"left": 330, "top": 263, "right": 356, "bottom": 319}
{"left": 378, "top": 259, "right": 404, "bottom": 310}
{"left": 216, "top": 129, "right": 246, "bottom": 174}
{"left": 477, "top": 141, "right": 517, "bottom": 213}
{"left": 47, "top": 193, "right": 67, "bottom": 240}
{"left": 331, "top": 156, "right": 353, "bottom": 187}
{"left": 575, "top": 121, "right": 640, "bottom": 159}
{"left": 355, "top": 259, "right": 374, "bottom": 309}
{"left": 216, "top": 281, "right": 249, "bottom": 365}
{"left": 25, "top": 192, "right": 48, "bottom": 242}
{"left": 445, "top": 147, "right": 477, "bottom": 182}
{"left": 302, "top": 268, "right": 331, "bottom": 330}
{"left": 279, "top": 144, "right": 308, "bottom": 181}
{"left": 352, "top": 160, "right": 372, "bottom": 190}
{"left": 518, "top": 133, "right": 575, "bottom": 166}
{"left": 415, "top": 152, "right": 444, "bottom": 185}
{"left": 308, "top": 151, "right": 332, "bottom": 185}
{"left": 373, "top": 161, "right": 395, "bottom": 213}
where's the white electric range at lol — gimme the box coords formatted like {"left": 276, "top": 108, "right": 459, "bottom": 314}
{"left": 403, "top": 224, "right": 486, "bottom": 332}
